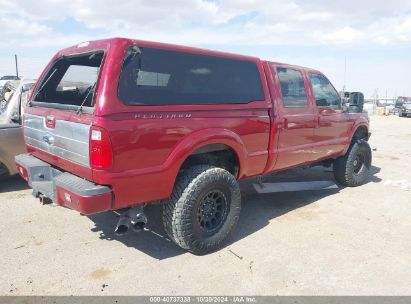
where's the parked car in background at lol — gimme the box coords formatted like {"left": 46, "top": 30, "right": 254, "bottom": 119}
{"left": 0, "top": 79, "right": 35, "bottom": 179}
{"left": 0, "top": 75, "right": 20, "bottom": 92}
{"left": 395, "top": 96, "right": 411, "bottom": 117}
{"left": 15, "top": 38, "right": 371, "bottom": 254}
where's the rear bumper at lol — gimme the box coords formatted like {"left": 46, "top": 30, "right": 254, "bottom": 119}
{"left": 15, "top": 154, "right": 113, "bottom": 215}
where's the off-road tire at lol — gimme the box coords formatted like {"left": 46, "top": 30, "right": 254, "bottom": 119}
{"left": 163, "top": 165, "right": 241, "bottom": 255}
{"left": 333, "top": 140, "right": 372, "bottom": 187}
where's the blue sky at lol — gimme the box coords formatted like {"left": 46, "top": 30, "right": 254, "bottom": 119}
{"left": 1, "top": 0, "right": 410, "bottom": 98}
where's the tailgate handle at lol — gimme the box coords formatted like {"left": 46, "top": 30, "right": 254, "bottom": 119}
{"left": 45, "top": 115, "right": 56, "bottom": 128}
{"left": 278, "top": 118, "right": 288, "bottom": 130}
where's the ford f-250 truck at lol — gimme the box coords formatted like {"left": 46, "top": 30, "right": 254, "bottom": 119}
{"left": 15, "top": 38, "right": 371, "bottom": 254}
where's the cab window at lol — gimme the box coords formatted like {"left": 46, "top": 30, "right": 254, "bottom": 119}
{"left": 276, "top": 67, "right": 308, "bottom": 108}
{"left": 310, "top": 73, "right": 341, "bottom": 110}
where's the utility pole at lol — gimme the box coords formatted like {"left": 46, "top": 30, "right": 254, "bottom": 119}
{"left": 374, "top": 88, "right": 378, "bottom": 115}
{"left": 14, "top": 54, "right": 19, "bottom": 78}
{"left": 343, "top": 56, "right": 347, "bottom": 93}
{"left": 385, "top": 89, "right": 388, "bottom": 105}
{"left": 15, "top": 54, "right": 19, "bottom": 78}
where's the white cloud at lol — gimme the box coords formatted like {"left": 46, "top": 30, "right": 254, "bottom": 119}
{"left": 0, "top": 17, "right": 51, "bottom": 36}
{"left": 1, "top": 0, "right": 411, "bottom": 47}
{"left": 0, "top": 0, "right": 410, "bottom": 96}
{"left": 318, "top": 27, "right": 364, "bottom": 45}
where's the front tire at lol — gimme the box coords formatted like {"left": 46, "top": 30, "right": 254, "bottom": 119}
{"left": 333, "top": 140, "right": 372, "bottom": 187}
{"left": 163, "top": 165, "right": 241, "bottom": 255}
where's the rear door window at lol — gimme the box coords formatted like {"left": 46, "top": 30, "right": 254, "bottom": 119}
{"left": 118, "top": 46, "right": 265, "bottom": 105}
{"left": 276, "top": 67, "right": 308, "bottom": 108}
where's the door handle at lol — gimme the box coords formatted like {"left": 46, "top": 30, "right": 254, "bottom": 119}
{"left": 316, "top": 116, "right": 321, "bottom": 128}
{"left": 278, "top": 118, "right": 288, "bottom": 130}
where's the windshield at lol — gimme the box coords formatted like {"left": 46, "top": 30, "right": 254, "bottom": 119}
{"left": 0, "top": 84, "right": 16, "bottom": 113}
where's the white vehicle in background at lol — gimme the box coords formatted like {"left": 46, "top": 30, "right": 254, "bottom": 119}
{"left": 0, "top": 79, "right": 35, "bottom": 121}
{"left": 0, "top": 75, "right": 20, "bottom": 92}
{"left": 0, "top": 79, "right": 36, "bottom": 179}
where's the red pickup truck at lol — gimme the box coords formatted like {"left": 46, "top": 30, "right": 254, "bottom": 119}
{"left": 16, "top": 38, "right": 371, "bottom": 254}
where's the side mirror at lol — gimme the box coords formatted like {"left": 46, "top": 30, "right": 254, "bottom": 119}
{"left": 348, "top": 92, "right": 364, "bottom": 113}
{"left": 10, "top": 112, "right": 20, "bottom": 124}
{"left": 22, "top": 84, "right": 32, "bottom": 92}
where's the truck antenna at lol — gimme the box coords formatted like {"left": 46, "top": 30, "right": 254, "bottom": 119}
{"left": 343, "top": 56, "right": 347, "bottom": 93}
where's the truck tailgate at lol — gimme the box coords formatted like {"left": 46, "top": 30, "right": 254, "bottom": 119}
{"left": 23, "top": 112, "right": 93, "bottom": 180}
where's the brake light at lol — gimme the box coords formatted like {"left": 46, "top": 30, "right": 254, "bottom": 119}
{"left": 90, "top": 126, "right": 113, "bottom": 169}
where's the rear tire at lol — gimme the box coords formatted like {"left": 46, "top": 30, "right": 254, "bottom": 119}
{"left": 333, "top": 140, "right": 372, "bottom": 187}
{"left": 163, "top": 165, "right": 241, "bottom": 255}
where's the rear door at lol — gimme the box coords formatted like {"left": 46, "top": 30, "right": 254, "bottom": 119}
{"left": 270, "top": 65, "right": 316, "bottom": 170}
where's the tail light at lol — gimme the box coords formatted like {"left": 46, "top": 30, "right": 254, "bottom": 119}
{"left": 90, "top": 126, "right": 113, "bottom": 169}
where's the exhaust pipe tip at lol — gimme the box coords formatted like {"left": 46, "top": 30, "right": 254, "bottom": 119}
{"left": 131, "top": 214, "right": 148, "bottom": 232}
{"left": 114, "top": 217, "right": 131, "bottom": 236}
{"left": 115, "top": 224, "right": 129, "bottom": 236}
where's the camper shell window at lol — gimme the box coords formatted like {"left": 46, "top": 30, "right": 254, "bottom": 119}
{"left": 32, "top": 51, "right": 104, "bottom": 112}
{"left": 118, "top": 46, "right": 264, "bottom": 105}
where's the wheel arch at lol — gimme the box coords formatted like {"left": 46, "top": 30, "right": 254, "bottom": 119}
{"left": 167, "top": 128, "right": 247, "bottom": 177}
{"left": 340, "top": 121, "right": 370, "bottom": 158}
{"left": 161, "top": 128, "right": 248, "bottom": 198}
{"left": 180, "top": 143, "right": 241, "bottom": 177}
{"left": 352, "top": 125, "right": 369, "bottom": 141}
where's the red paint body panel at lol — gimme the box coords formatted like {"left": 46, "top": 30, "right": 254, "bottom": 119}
{"left": 21, "top": 38, "right": 369, "bottom": 214}
{"left": 91, "top": 108, "right": 270, "bottom": 208}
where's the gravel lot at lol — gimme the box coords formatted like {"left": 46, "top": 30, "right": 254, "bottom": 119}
{"left": 0, "top": 115, "right": 410, "bottom": 295}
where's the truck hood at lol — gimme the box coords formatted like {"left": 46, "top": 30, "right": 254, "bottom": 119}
{"left": 402, "top": 103, "right": 411, "bottom": 110}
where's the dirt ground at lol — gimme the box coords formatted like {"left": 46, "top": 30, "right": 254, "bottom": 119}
{"left": 0, "top": 115, "right": 410, "bottom": 295}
